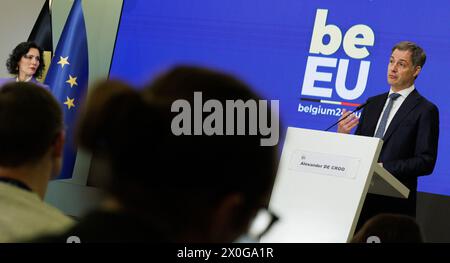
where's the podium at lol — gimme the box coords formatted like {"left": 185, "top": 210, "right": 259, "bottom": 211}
{"left": 259, "top": 127, "right": 409, "bottom": 243}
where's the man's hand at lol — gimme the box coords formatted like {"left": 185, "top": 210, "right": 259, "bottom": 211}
{"left": 337, "top": 109, "right": 359, "bottom": 134}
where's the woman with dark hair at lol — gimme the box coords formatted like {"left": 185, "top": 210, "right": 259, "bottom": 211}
{"left": 351, "top": 213, "right": 423, "bottom": 243}
{"left": 0, "top": 41, "right": 48, "bottom": 89}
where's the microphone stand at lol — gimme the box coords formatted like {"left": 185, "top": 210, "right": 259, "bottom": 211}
{"left": 324, "top": 102, "right": 368, "bottom": 131}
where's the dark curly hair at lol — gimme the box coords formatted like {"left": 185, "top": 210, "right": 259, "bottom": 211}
{"left": 6, "top": 41, "right": 45, "bottom": 79}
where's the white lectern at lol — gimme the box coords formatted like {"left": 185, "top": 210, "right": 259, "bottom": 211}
{"left": 260, "top": 127, "right": 409, "bottom": 243}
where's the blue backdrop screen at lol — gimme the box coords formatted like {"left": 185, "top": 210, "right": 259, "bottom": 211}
{"left": 110, "top": 0, "right": 450, "bottom": 195}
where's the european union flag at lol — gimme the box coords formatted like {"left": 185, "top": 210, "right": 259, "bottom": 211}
{"left": 44, "top": 0, "right": 89, "bottom": 179}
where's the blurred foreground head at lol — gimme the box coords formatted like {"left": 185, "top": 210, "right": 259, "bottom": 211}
{"left": 351, "top": 213, "right": 423, "bottom": 243}
{"left": 77, "top": 66, "right": 279, "bottom": 242}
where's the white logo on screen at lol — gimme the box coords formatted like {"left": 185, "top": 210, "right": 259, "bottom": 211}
{"left": 301, "top": 9, "right": 375, "bottom": 101}
{"left": 66, "top": 236, "right": 81, "bottom": 243}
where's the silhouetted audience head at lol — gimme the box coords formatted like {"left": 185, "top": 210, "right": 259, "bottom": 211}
{"left": 76, "top": 65, "right": 278, "bottom": 242}
{"left": 351, "top": 213, "right": 423, "bottom": 243}
{"left": 0, "top": 82, "right": 64, "bottom": 201}
{"left": 0, "top": 82, "right": 72, "bottom": 242}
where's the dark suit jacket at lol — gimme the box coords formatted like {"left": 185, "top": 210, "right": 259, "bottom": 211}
{"left": 30, "top": 210, "right": 170, "bottom": 242}
{"left": 355, "top": 89, "right": 439, "bottom": 219}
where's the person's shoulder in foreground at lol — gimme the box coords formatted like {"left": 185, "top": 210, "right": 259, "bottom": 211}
{"left": 30, "top": 209, "right": 169, "bottom": 243}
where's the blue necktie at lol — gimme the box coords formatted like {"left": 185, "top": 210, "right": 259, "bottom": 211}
{"left": 374, "top": 93, "right": 401, "bottom": 138}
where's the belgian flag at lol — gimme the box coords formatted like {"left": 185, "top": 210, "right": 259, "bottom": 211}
{"left": 28, "top": 0, "right": 53, "bottom": 81}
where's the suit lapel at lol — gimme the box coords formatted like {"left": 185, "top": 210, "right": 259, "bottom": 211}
{"left": 382, "top": 89, "right": 421, "bottom": 143}
{"left": 365, "top": 93, "right": 388, "bottom": 136}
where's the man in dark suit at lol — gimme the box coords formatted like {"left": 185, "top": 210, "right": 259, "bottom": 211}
{"left": 337, "top": 41, "right": 439, "bottom": 229}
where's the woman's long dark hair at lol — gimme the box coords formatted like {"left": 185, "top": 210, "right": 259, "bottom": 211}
{"left": 6, "top": 41, "right": 45, "bottom": 79}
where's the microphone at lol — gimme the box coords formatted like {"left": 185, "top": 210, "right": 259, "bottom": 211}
{"left": 324, "top": 101, "right": 370, "bottom": 131}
